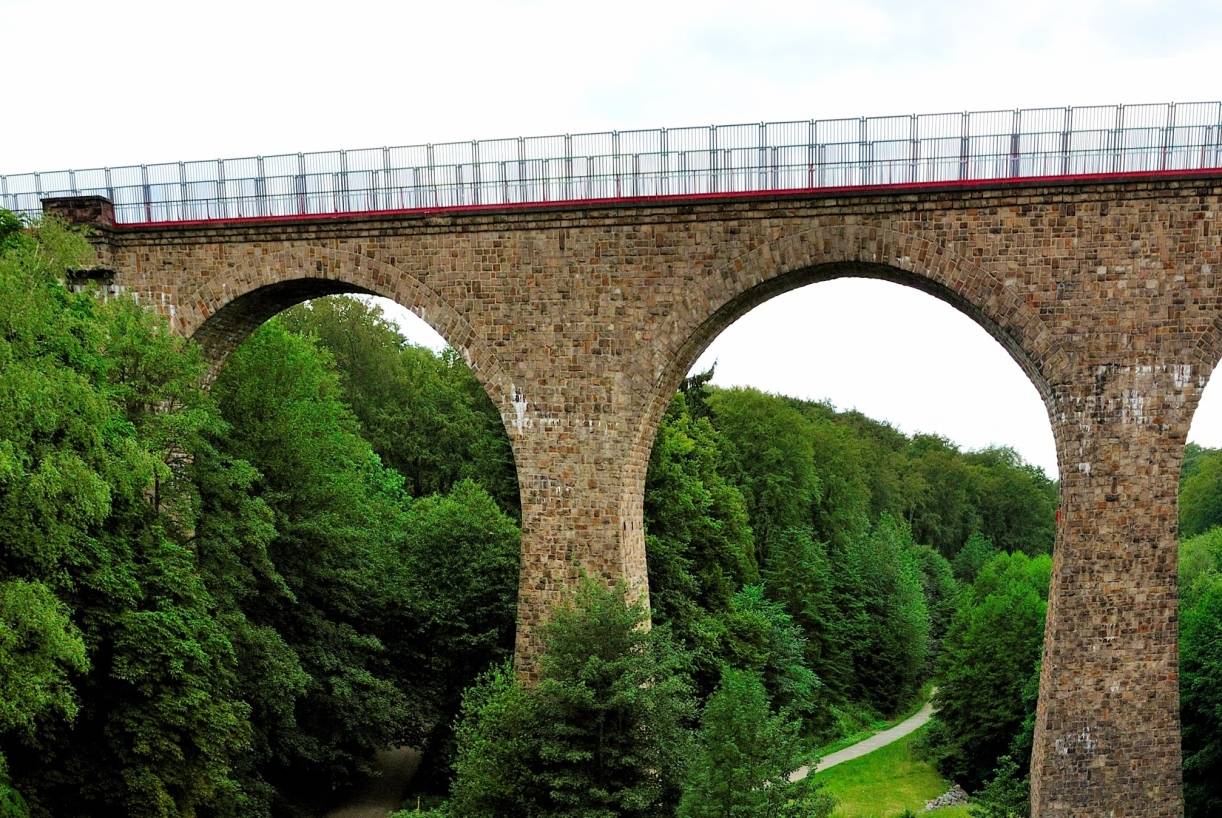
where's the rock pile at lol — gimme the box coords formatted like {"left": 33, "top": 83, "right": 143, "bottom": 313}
{"left": 925, "top": 785, "right": 968, "bottom": 811}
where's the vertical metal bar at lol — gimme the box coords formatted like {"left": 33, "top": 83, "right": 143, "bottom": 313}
{"left": 1161, "top": 102, "right": 1176, "bottom": 170}
{"left": 910, "top": 114, "right": 918, "bottom": 183}
{"left": 256, "top": 156, "right": 266, "bottom": 217}
{"left": 860, "top": 116, "right": 869, "bottom": 185}
{"left": 68, "top": 169, "right": 78, "bottom": 195}
{"left": 472, "top": 141, "right": 482, "bottom": 205}
{"left": 340, "top": 149, "right": 351, "bottom": 212}
{"left": 0, "top": 175, "right": 8, "bottom": 213}
{"left": 563, "top": 135, "right": 572, "bottom": 201}
{"left": 177, "top": 162, "right": 188, "bottom": 220}
{"left": 382, "top": 147, "right": 392, "bottom": 210}
{"left": 296, "top": 153, "right": 307, "bottom": 214}
{"left": 516, "top": 137, "right": 526, "bottom": 203}
{"left": 758, "top": 122, "right": 767, "bottom": 190}
{"left": 1111, "top": 105, "right": 1125, "bottom": 173}
{"left": 1215, "top": 102, "right": 1222, "bottom": 167}
{"left": 817, "top": 144, "right": 826, "bottom": 187}
{"left": 632, "top": 154, "right": 639, "bottom": 197}
{"left": 217, "top": 159, "right": 226, "bottom": 218}
{"left": 1010, "top": 109, "right": 1021, "bottom": 178}
{"left": 659, "top": 128, "right": 668, "bottom": 196}
{"left": 140, "top": 165, "right": 151, "bottom": 222}
{"left": 105, "top": 168, "right": 114, "bottom": 212}
{"left": 427, "top": 144, "right": 438, "bottom": 207}
{"left": 500, "top": 160, "right": 508, "bottom": 204}
{"left": 710, "top": 125, "right": 718, "bottom": 193}
{"left": 1061, "top": 107, "right": 1073, "bottom": 175}
{"left": 612, "top": 131, "right": 621, "bottom": 198}
{"left": 959, "top": 111, "right": 969, "bottom": 180}
{"left": 808, "top": 119, "right": 816, "bottom": 188}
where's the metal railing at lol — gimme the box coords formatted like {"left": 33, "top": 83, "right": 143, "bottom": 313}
{"left": 4, "top": 102, "right": 1222, "bottom": 225}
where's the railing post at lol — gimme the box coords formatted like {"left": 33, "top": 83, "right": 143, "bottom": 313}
{"left": 217, "top": 159, "right": 227, "bottom": 218}
{"left": 807, "top": 120, "right": 817, "bottom": 188}
{"left": 612, "top": 131, "right": 621, "bottom": 198}
{"left": 517, "top": 137, "right": 526, "bottom": 203}
{"left": 140, "top": 165, "right": 151, "bottom": 222}
{"left": 1160, "top": 102, "right": 1176, "bottom": 170}
{"left": 958, "top": 111, "right": 969, "bottom": 180}
{"left": 0, "top": 174, "right": 7, "bottom": 213}
{"left": 296, "top": 153, "right": 307, "bottom": 215}
{"left": 817, "top": 143, "right": 826, "bottom": 187}
{"left": 709, "top": 125, "right": 718, "bottom": 193}
{"left": 177, "top": 161, "right": 188, "bottom": 220}
{"left": 382, "top": 147, "right": 393, "bottom": 210}
{"left": 256, "top": 156, "right": 267, "bottom": 217}
{"left": 563, "top": 135, "right": 572, "bottom": 201}
{"left": 500, "top": 160, "right": 508, "bottom": 204}
{"left": 68, "top": 169, "right": 78, "bottom": 195}
{"left": 758, "top": 122, "right": 767, "bottom": 191}
{"left": 659, "top": 128, "right": 668, "bottom": 196}
{"left": 339, "top": 149, "right": 350, "bottom": 212}
{"left": 472, "top": 140, "right": 482, "bottom": 205}
{"left": 104, "top": 168, "right": 114, "bottom": 213}
{"left": 910, "top": 114, "right": 919, "bottom": 183}
{"left": 1010, "top": 109, "right": 1021, "bottom": 178}
{"left": 1061, "top": 107, "right": 1073, "bottom": 175}
{"left": 860, "top": 116, "right": 869, "bottom": 185}
{"left": 1215, "top": 102, "right": 1222, "bottom": 167}
{"left": 1110, "top": 105, "right": 1125, "bottom": 173}
{"left": 427, "top": 144, "right": 438, "bottom": 207}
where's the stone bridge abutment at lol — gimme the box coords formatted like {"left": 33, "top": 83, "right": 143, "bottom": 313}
{"left": 46, "top": 172, "right": 1222, "bottom": 817}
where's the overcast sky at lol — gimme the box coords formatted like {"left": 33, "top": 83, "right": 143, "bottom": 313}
{"left": 5, "top": 0, "right": 1222, "bottom": 477}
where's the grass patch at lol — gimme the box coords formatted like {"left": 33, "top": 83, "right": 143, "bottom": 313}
{"left": 814, "top": 723, "right": 967, "bottom": 818}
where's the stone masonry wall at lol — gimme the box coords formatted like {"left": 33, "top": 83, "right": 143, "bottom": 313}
{"left": 46, "top": 172, "right": 1222, "bottom": 817}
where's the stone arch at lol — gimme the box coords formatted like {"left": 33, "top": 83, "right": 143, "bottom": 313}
{"left": 178, "top": 246, "right": 518, "bottom": 427}
{"left": 622, "top": 222, "right": 1061, "bottom": 531}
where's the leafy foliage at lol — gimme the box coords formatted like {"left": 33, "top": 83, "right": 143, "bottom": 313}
{"left": 446, "top": 582, "right": 694, "bottom": 818}
{"left": 926, "top": 552, "right": 1050, "bottom": 789}
{"left": 679, "top": 668, "right": 834, "bottom": 818}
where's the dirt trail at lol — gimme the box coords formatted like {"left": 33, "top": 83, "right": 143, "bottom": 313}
{"left": 323, "top": 747, "right": 421, "bottom": 818}
{"left": 789, "top": 693, "right": 936, "bottom": 782}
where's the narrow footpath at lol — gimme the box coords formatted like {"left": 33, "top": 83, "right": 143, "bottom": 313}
{"left": 322, "top": 747, "right": 420, "bottom": 818}
{"left": 789, "top": 694, "right": 936, "bottom": 782}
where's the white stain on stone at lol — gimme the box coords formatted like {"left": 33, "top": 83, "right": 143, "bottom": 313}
{"left": 1055, "top": 726, "right": 1098, "bottom": 756}
{"left": 511, "top": 387, "right": 529, "bottom": 431}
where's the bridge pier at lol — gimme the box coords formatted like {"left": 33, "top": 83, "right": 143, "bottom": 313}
{"left": 1030, "top": 369, "right": 1198, "bottom": 817}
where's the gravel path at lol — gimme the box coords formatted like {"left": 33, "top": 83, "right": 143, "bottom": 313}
{"left": 322, "top": 747, "right": 420, "bottom": 818}
{"left": 789, "top": 694, "right": 936, "bottom": 782}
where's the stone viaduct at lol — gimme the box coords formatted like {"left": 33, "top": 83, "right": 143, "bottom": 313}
{"left": 45, "top": 170, "right": 1222, "bottom": 817}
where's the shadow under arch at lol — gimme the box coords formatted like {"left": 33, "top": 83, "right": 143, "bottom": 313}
{"left": 623, "top": 224, "right": 1061, "bottom": 532}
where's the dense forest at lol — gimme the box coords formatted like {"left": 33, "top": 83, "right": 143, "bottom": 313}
{"left": 0, "top": 211, "right": 1217, "bottom": 818}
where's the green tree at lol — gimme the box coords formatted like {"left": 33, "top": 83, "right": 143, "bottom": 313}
{"left": 1179, "top": 529, "right": 1222, "bottom": 818}
{"left": 927, "top": 551, "right": 1051, "bottom": 789}
{"left": 678, "top": 668, "right": 834, "bottom": 818}
{"left": 446, "top": 581, "right": 695, "bottom": 818}
{"left": 952, "top": 531, "right": 998, "bottom": 584}
{"left": 719, "top": 585, "right": 825, "bottom": 730}
{"left": 1180, "top": 447, "right": 1222, "bottom": 538}
{"left": 842, "top": 516, "right": 930, "bottom": 714}
{"left": 762, "top": 528, "right": 846, "bottom": 699}
{"left": 707, "top": 388, "right": 820, "bottom": 560}
{"left": 279, "top": 297, "right": 518, "bottom": 515}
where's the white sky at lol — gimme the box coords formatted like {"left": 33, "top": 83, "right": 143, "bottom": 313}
{"left": 6, "top": 0, "right": 1222, "bottom": 477}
